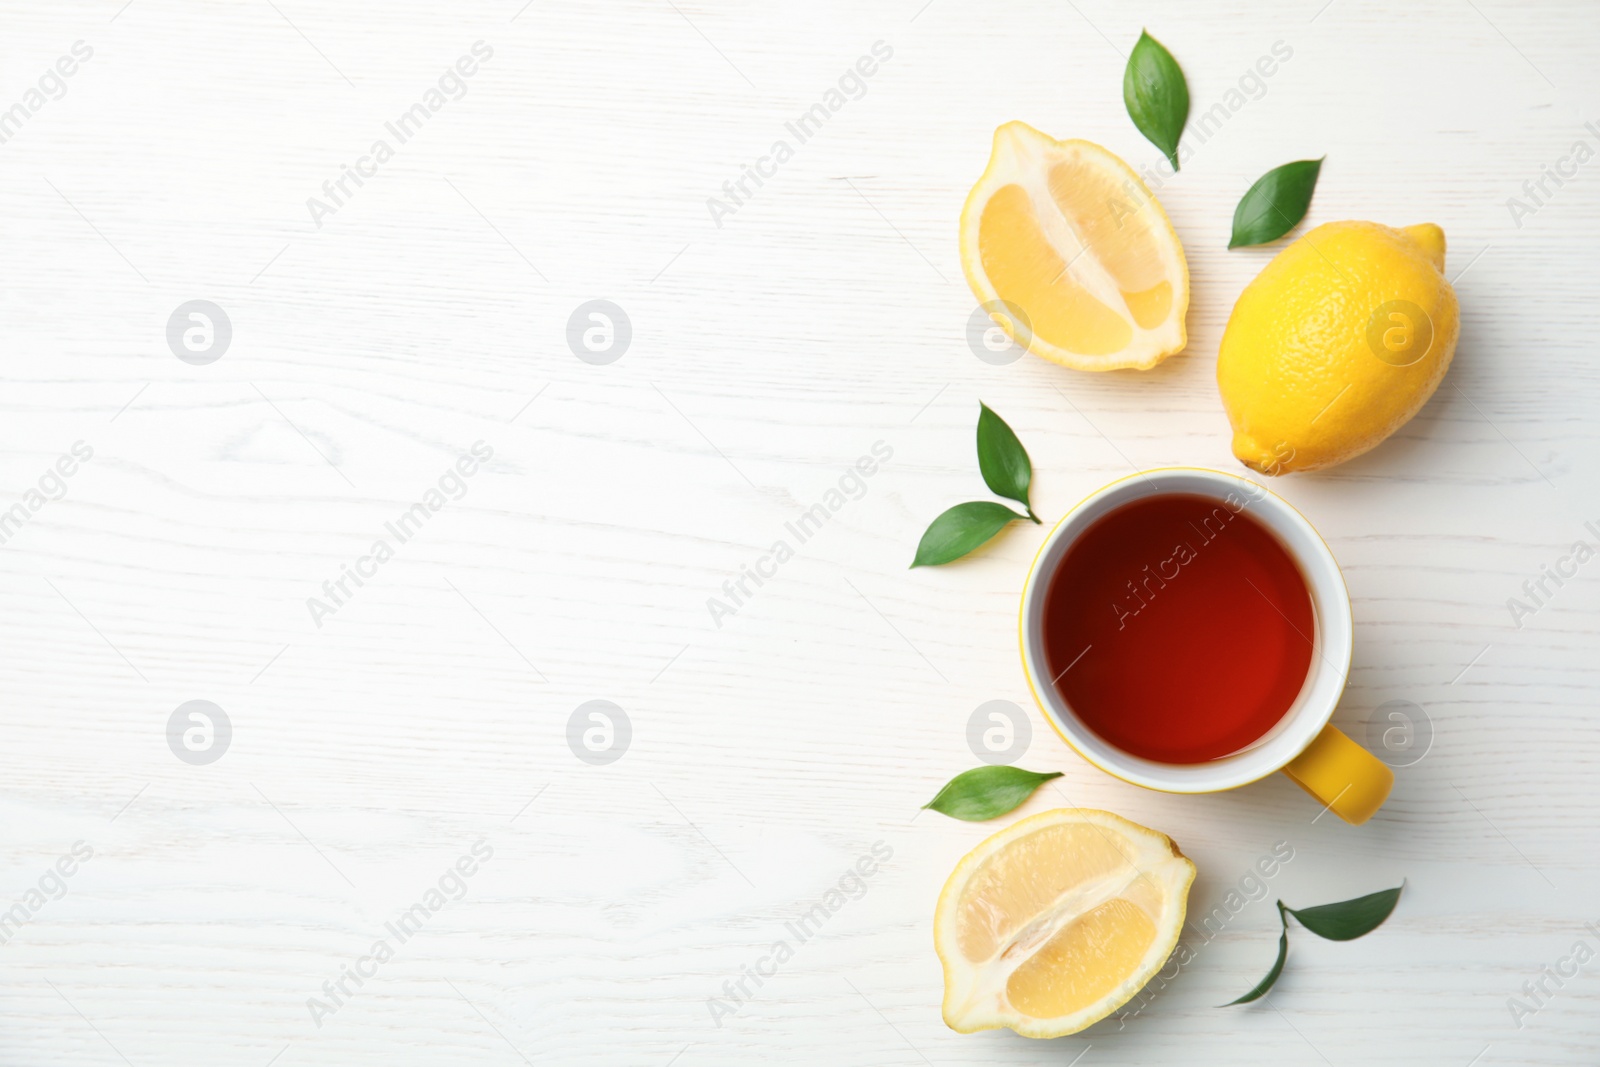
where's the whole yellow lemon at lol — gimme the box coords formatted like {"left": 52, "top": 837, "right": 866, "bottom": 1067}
{"left": 1216, "top": 221, "right": 1460, "bottom": 474}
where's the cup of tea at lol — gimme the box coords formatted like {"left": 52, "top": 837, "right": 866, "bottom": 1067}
{"left": 1018, "top": 467, "right": 1392, "bottom": 824}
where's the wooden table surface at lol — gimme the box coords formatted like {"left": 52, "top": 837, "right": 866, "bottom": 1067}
{"left": 4, "top": 0, "right": 1598, "bottom": 1063}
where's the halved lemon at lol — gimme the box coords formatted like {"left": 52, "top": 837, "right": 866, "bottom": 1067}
{"left": 959, "top": 122, "right": 1189, "bottom": 371}
{"left": 934, "top": 808, "right": 1195, "bottom": 1037}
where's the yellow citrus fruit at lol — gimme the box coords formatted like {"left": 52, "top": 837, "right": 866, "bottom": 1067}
{"left": 959, "top": 121, "right": 1189, "bottom": 371}
{"left": 1217, "top": 221, "right": 1460, "bottom": 474}
{"left": 934, "top": 808, "right": 1195, "bottom": 1037}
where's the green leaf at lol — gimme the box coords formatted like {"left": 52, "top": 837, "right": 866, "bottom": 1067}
{"left": 975, "top": 403, "right": 1036, "bottom": 519}
{"left": 1228, "top": 158, "right": 1324, "bottom": 249}
{"left": 911, "top": 501, "right": 1026, "bottom": 568}
{"left": 1123, "top": 30, "right": 1189, "bottom": 172}
{"left": 1224, "top": 905, "right": 1289, "bottom": 1005}
{"left": 923, "top": 766, "right": 1063, "bottom": 821}
{"left": 1285, "top": 883, "right": 1403, "bottom": 941}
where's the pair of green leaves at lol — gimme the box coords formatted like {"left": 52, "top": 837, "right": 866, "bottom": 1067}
{"left": 911, "top": 404, "right": 1041, "bottom": 568}
{"left": 923, "top": 766, "right": 1062, "bottom": 821}
{"left": 1225, "top": 884, "right": 1404, "bottom": 1005}
{"left": 1123, "top": 31, "right": 1324, "bottom": 248}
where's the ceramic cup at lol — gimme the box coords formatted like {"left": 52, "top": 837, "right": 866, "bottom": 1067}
{"left": 1019, "top": 467, "right": 1392, "bottom": 824}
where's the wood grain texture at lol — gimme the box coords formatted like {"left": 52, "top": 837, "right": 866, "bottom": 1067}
{"left": 2, "top": 0, "right": 1598, "bottom": 1063}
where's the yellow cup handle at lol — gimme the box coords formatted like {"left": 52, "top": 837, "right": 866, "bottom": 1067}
{"left": 1281, "top": 724, "right": 1394, "bottom": 825}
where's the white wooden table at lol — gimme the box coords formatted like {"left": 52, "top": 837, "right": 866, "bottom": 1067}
{"left": 4, "top": 1, "right": 1598, "bottom": 1063}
